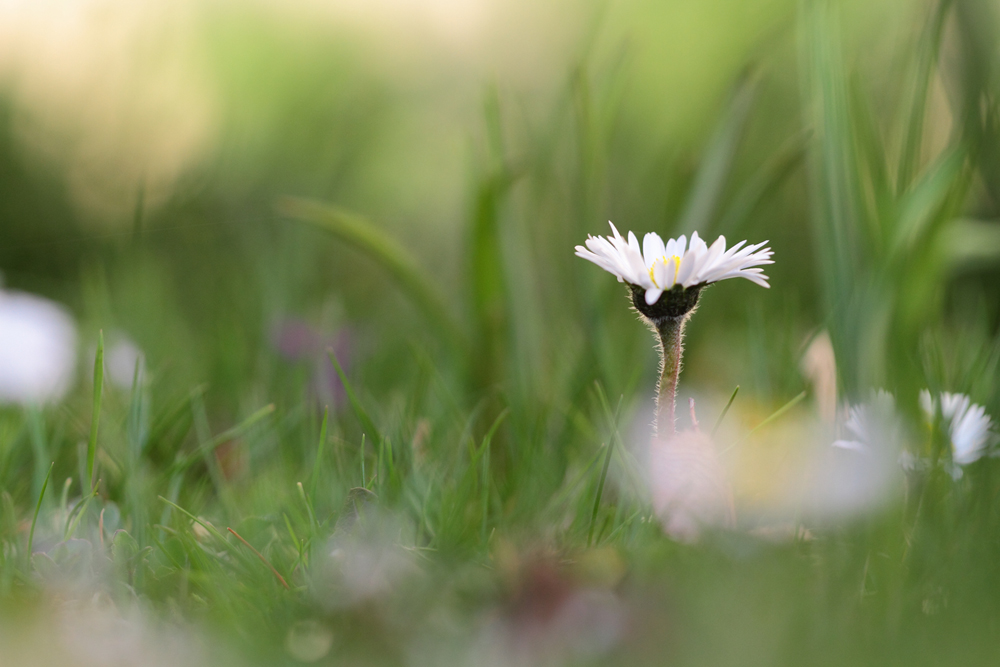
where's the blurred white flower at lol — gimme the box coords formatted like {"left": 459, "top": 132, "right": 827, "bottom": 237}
{"left": 471, "top": 557, "right": 627, "bottom": 667}
{"left": 0, "top": 289, "right": 77, "bottom": 404}
{"left": 105, "top": 332, "right": 145, "bottom": 389}
{"left": 575, "top": 222, "right": 773, "bottom": 306}
{"left": 314, "top": 509, "right": 419, "bottom": 609}
{"left": 725, "top": 391, "right": 903, "bottom": 527}
{"left": 648, "top": 429, "right": 734, "bottom": 542}
{"left": 921, "top": 390, "right": 995, "bottom": 465}
{"left": 832, "top": 390, "right": 899, "bottom": 453}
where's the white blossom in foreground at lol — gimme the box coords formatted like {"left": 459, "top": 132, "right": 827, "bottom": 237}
{"left": 0, "top": 289, "right": 77, "bottom": 405}
{"left": 575, "top": 222, "right": 773, "bottom": 306}
{"left": 649, "top": 428, "right": 734, "bottom": 542}
{"left": 921, "top": 390, "right": 996, "bottom": 465}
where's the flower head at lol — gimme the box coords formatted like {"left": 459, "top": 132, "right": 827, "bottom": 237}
{"left": 921, "top": 390, "right": 995, "bottom": 465}
{"left": 832, "top": 390, "right": 899, "bottom": 453}
{"left": 0, "top": 289, "right": 77, "bottom": 405}
{"left": 575, "top": 222, "right": 773, "bottom": 317}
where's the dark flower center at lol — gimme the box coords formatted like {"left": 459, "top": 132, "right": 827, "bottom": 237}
{"left": 630, "top": 283, "right": 704, "bottom": 320}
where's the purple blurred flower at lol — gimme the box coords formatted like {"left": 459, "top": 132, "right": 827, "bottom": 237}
{"left": 270, "top": 318, "right": 351, "bottom": 407}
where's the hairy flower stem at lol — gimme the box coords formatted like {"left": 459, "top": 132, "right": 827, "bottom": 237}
{"left": 654, "top": 315, "right": 688, "bottom": 437}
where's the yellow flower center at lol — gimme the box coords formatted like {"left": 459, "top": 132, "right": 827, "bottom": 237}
{"left": 649, "top": 255, "right": 682, "bottom": 287}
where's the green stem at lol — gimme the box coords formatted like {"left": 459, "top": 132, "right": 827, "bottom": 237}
{"left": 654, "top": 315, "right": 688, "bottom": 437}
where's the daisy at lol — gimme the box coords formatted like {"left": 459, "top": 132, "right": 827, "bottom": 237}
{"left": 575, "top": 222, "right": 773, "bottom": 319}
{"left": 921, "top": 390, "right": 995, "bottom": 465}
{"left": 832, "top": 390, "right": 900, "bottom": 453}
{"left": 575, "top": 222, "right": 774, "bottom": 436}
{"left": 0, "top": 288, "right": 77, "bottom": 405}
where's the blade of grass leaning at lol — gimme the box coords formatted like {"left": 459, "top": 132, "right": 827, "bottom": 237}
{"left": 716, "top": 132, "right": 808, "bottom": 233}
{"left": 227, "top": 527, "right": 290, "bottom": 590}
{"left": 309, "top": 406, "right": 330, "bottom": 498}
{"left": 64, "top": 486, "right": 100, "bottom": 540}
{"left": 328, "top": 349, "right": 382, "bottom": 445}
{"left": 469, "top": 87, "right": 517, "bottom": 392}
{"left": 86, "top": 330, "right": 105, "bottom": 488}
{"left": 896, "top": 0, "right": 952, "bottom": 193}
{"left": 157, "top": 496, "right": 229, "bottom": 542}
{"left": 279, "top": 197, "right": 468, "bottom": 356}
{"left": 711, "top": 385, "right": 740, "bottom": 438}
{"left": 723, "top": 390, "right": 808, "bottom": 454}
{"left": 27, "top": 462, "right": 54, "bottom": 559}
{"left": 588, "top": 384, "right": 624, "bottom": 547}
{"left": 478, "top": 408, "right": 509, "bottom": 541}
{"left": 297, "top": 482, "right": 318, "bottom": 534}
{"left": 170, "top": 404, "right": 275, "bottom": 473}
{"left": 146, "top": 384, "right": 207, "bottom": 458}
{"left": 889, "top": 148, "right": 966, "bottom": 259}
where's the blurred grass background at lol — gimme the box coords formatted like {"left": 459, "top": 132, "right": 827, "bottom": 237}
{"left": 1, "top": 0, "right": 1000, "bottom": 664}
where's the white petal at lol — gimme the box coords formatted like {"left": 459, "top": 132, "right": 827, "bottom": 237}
{"left": 653, "top": 258, "right": 674, "bottom": 289}
{"left": 645, "top": 288, "right": 663, "bottom": 305}
{"left": 689, "top": 231, "right": 708, "bottom": 254}
{"left": 703, "top": 235, "right": 727, "bottom": 270}
{"left": 676, "top": 250, "right": 698, "bottom": 286}
{"left": 643, "top": 233, "right": 665, "bottom": 268}
{"left": 919, "top": 389, "right": 935, "bottom": 418}
{"left": 628, "top": 231, "right": 642, "bottom": 257}
{"left": 608, "top": 221, "right": 623, "bottom": 241}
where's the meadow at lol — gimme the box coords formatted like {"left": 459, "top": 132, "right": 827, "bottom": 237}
{"left": 1, "top": 1, "right": 999, "bottom": 665}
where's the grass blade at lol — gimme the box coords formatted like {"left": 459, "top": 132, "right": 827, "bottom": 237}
{"left": 170, "top": 404, "right": 275, "bottom": 473}
{"left": 716, "top": 131, "right": 807, "bottom": 234}
{"left": 279, "top": 198, "right": 468, "bottom": 356}
{"left": 328, "top": 350, "right": 382, "bottom": 445}
{"left": 896, "top": 0, "right": 953, "bottom": 193}
{"left": 310, "top": 406, "right": 329, "bottom": 498}
{"left": 588, "top": 383, "right": 623, "bottom": 547}
{"left": 478, "top": 408, "right": 509, "bottom": 541}
{"left": 86, "top": 330, "right": 104, "bottom": 488}
{"left": 711, "top": 385, "right": 740, "bottom": 438}
{"left": 723, "top": 390, "right": 807, "bottom": 454}
{"left": 677, "top": 73, "right": 757, "bottom": 235}
{"left": 27, "top": 462, "right": 54, "bottom": 559}
{"left": 227, "top": 527, "right": 290, "bottom": 590}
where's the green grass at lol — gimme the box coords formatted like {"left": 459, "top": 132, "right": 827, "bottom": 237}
{"left": 1, "top": 1, "right": 1000, "bottom": 665}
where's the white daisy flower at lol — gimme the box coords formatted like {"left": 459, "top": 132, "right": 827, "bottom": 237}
{"left": 0, "top": 289, "right": 77, "bottom": 405}
{"left": 922, "top": 391, "right": 995, "bottom": 466}
{"left": 832, "top": 390, "right": 900, "bottom": 453}
{"left": 575, "top": 222, "right": 773, "bottom": 309}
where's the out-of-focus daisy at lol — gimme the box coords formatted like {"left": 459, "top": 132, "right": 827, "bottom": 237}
{"left": 648, "top": 427, "right": 734, "bottom": 542}
{"left": 0, "top": 289, "right": 77, "bottom": 405}
{"left": 575, "top": 222, "right": 772, "bottom": 310}
{"left": 832, "top": 390, "right": 900, "bottom": 453}
{"left": 921, "top": 390, "right": 996, "bottom": 465}
{"left": 104, "top": 331, "right": 145, "bottom": 390}
{"left": 471, "top": 553, "right": 628, "bottom": 667}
